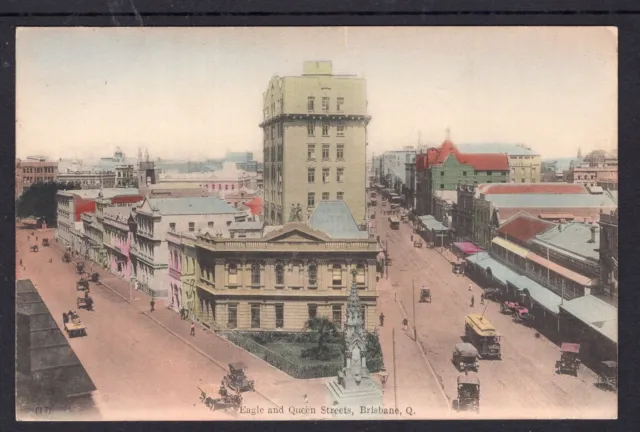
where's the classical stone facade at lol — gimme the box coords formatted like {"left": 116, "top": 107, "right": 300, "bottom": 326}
{"left": 598, "top": 209, "right": 618, "bottom": 299}
{"left": 193, "top": 224, "right": 379, "bottom": 332}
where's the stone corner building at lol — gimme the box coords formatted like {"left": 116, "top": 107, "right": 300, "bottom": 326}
{"left": 193, "top": 222, "right": 379, "bottom": 333}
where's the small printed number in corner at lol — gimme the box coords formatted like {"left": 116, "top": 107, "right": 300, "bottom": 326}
{"left": 35, "top": 406, "right": 52, "bottom": 415}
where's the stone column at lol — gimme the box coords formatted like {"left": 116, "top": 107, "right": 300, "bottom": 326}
{"left": 214, "top": 258, "right": 225, "bottom": 288}
{"left": 240, "top": 259, "right": 247, "bottom": 289}
{"left": 265, "top": 259, "right": 275, "bottom": 289}
{"left": 367, "top": 259, "right": 377, "bottom": 291}
{"left": 317, "top": 259, "right": 326, "bottom": 290}
{"left": 302, "top": 259, "right": 308, "bottom": 289}
{"left": 283, "top": 260, "right": 291, "bottom": 289}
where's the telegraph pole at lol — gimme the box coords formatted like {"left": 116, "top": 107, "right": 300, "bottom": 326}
{"left": 412, "top": 279, "right": 417, "bottom": 340}
{"left": 392, "top": 328, "right": 398, "bottom": 410}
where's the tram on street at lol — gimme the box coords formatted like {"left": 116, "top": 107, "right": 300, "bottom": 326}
{"left": 464, "top": 314, "right": 502, "bottom": 359}
{"left": 388, "top": 216, "right": 400, "bottom": 230}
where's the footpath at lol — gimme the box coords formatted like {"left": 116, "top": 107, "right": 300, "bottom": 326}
{"left": 48, "top": 240, "right": 328, "bottom": 417}
{"left": 375, "top": 276, "right": 451, "bottom": 417}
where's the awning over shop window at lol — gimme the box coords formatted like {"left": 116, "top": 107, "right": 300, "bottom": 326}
{"left": 465, "top": 252, "right": 523, "bottom": 289}
{"left": 418, "top": 215, "right": 449, "bottom": 232}
{"left": 526, "top": 252, "right": 593, "bottom": 287}
{"left": 513, "top": 275, "right": 562, "bottom": 314}
{"left": 492, "top": 237, "right": 529, "bottom": 258}
{"left": 560, "top": 296, "right": 618, "bottom": 344}
{"left": 453, "top": 242, "right": 484, "bottom": 255}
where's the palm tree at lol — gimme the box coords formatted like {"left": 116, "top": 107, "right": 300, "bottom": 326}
{"left": 301, "top": 316, "right": 340, "bottom": 361}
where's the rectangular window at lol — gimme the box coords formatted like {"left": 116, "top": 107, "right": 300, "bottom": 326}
{"left": 188, "top": 222, "right": 195, "bottom": 232}
{"left": 307, "top": 144, "right": 315, "bottom": 160}
{"left": 307, "top": 119, "right": 315, "bottom": 136}
{"left": 462, "top": 171, "right": 467, "bottom": 176}
{"left": 336, "top": 144, "right": 344, "bottom": 160}
{"left": 322, "top": 97, "right": 330, "bottom": 112}
{"left": 308, "top": 168, "right": 315, "bottom": 183}
{"left": 337, "top": 191, "right": 344, "bottom": 200}
{"left": 307, "top": 192, "right": 315, "bottom": 207}
{"left": 322, "top": 192, "right": 330, "bottom": 200}
{"left": 275, "top": 304, "right": 284, "bottom": 328}
{"left": 322, "top": 168, "right": 330, "bottom": 183}
{"left": 251, "top": 304, "right": 261, "bottom": 329}
{"left": 332, "top": 266, "right": 342, "bottom": 286}
{"left": 440, "top": 184, "right": 444, "bottom": 189}
{"left": 308, "top": 304, "right": 317, "bottom": 319}
{"left": 322, "top": 144, "right": 330, "bottom": 160}
{"left": 228, "top": 304, "right": 238, "bottom": 329}
{"left": 440, "top": 171, "right": 444, "bottom": 176}
{"left": 307, "top": 96, "right": 315, "bottom": 112}
{"left": 332, "top": 305, "right": 342, "bottom": 329}
{"left": 322, "top": 120, "right": 330, "bottom": 136}
{"left": 336, "top": 122, "right": 345, "bottom": 137}
{"left": 337, "top": 167, "right": 344, "bottom": 183}
{"left": 337, "top": 97, "right": 344, "bottom": 111}
{"left": 487, "top": 171, "right": 493, "bottom": 176}
{"left": 169, "top": 222, "right": 176, "bottom": 231}
{"left": 208, "top": 221, "right": 214, "bottom": 228}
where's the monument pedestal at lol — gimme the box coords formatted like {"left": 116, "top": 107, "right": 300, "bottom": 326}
{"left": 325, "top": 376, "right": 384, "bottom": 419}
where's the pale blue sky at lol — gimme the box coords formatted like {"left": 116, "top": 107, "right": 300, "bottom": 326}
{"left": 16, "top": 27, "right": 617, "bottom": 161}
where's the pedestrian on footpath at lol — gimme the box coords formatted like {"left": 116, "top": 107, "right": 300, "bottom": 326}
{"left": 379, "top": 312, "right": 385, "bottom": 327}
{"left": 150, "top": 298, "right": 155, "bottom": 312}
{"left": 468, "top": 283, "right": 472, "bottom": 291}
{"left": 303, "top": 394, "right": 309, "bottom": 405}
{"left": 190, "top": 321, "right": 196, "bottom": 336}
{"left": 402, "top": 318, "right": 408, "bottom": 331}
{"left": 480, "top": 293, "right": 485, "bottom": 305}
{"left": 19, "top": 258, "right": 22, "bottom": 266}
{"left": 470, "top": 295, "right": 475, "bottom": 308}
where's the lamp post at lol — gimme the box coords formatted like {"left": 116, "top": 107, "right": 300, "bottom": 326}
{"left": 412, "top": 279, "right": 417, "bottom": 340}
{"left": 130, "top": 276, "right": 136, "bottom": 302}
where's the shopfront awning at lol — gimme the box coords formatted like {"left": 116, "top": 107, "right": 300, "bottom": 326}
{"left": 453, "top": 242, "right": 484, "bottom": 255}
{"left": 526, "top": 252, "right": 594, "bottom": 287}
{"left": 512, "top": 275, "right": 562, "bottom": 315}
{"left": 492, "top": 237, "right": 529, "bottom": 258}
{"left": 560, "top": 296, "right": 618, "bottom": 344}
{"left": 418, "top": 215, "right": 449, "bottom": 232}
{"left": 465, "top": 252, "right": 523, "bottom": 290}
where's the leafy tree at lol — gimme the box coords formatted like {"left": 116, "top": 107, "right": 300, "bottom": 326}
{"left": 16, "top": 181, "right": 80, "bottom": 227}
{"left": 300, "top": 317, "right": 341, "bottom": 361}
{"left": 365, "top": 331, "right": 385, "bottom": 372}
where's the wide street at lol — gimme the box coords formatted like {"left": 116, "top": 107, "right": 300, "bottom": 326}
{"left": 16, "top": 226, "right": 330, "bottom": 421}
{"left": 371, "top": 199, "right": 617, "bottom": 419}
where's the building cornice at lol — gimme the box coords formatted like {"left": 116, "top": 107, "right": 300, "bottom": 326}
{"left": 259, "top": 112, "right": 371, "bottom": 128}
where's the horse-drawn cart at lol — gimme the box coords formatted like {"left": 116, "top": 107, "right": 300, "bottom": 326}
{"left": 198, "top": 382, "right": 243, "bottom": 413}
{"left": 64, "top": 316, "right": 87, "bottom": 338}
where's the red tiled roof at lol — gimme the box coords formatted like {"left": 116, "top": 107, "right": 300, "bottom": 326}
{"left": 497, "top": 207, "right": 609, "bottom": 223}
{"left": 498, "top": 213, "right": 556, "bottom": 242}
{"left": 434, "top": 140, "right": 462, "bottom": 164}
{"left": 245, "top": 196, "right": 263, "bottom": 216}
{"left": 458, "top": 153, "right": 509, "bottom": 171}
{"left": 479, "top": 183, "right": 588, "bottom": 195}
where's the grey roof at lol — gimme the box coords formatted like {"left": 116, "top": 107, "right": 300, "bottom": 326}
{"left": 560, "top": 295, "right": 617, "bottom": 344}
{"left": 485, "top": 193, "right": 617, "bottom": 209}
{"left": 103, "top": 206, "right": 135, "bottom": 222}
{"left": 229, "top": 220, "right": 264, "bottom": 231}
{"left": 308, "top": 201, "right": 368, "bottom": 239}
{"left": 147, "top": 197, "right": 239, "bottom": 215}
{"left": 607, "top": 190, "right": 618, "bottom": 204}
{"left": 16, "top": 279, "right": 97, "bottom": 396}
{"left": 58, "top": 188, "right": 140, "bottom": 199}
{"left": 534, "top": 223, "right": 600, "bottom": 260}
{"left": 418, "top": 215, "right": 448, "bottom": 231}
{"left": 458, "top": 143, "right": 539, "bottom": 156}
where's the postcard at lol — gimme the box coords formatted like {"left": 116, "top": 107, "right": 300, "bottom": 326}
{"left": 15, "top": 26, "right": 617, "bottom": 421}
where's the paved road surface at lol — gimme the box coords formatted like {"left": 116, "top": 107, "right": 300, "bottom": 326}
{"left": 372, "top": 201, "right": 616, "bottom": 419}
{"left": 16, "top": 228, "right": 270, "bottom": 420}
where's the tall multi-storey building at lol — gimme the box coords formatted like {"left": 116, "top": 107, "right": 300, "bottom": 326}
{"left": 261, "top": 61, "right": 370, "bottom": 225}
{"left": 15, "top": 156, "right": 59, "bottom": 197}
